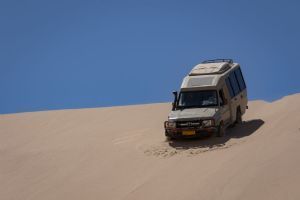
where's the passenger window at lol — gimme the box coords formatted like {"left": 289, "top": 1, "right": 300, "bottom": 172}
{"left": 229, "top": 72, "right": 240, "bottom": 96}
{"left": 234, "top": 68, "right": 246, "bottom": 91}
{"left": 225, "top": 78, "right": 234, "bottom": 98}
{"left": 219, "top": 89, "right": 226, "bottom": 106}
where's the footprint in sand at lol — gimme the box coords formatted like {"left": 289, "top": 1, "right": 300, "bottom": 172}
{"left": 143, "top": 140, "right": 239, "bottom": 158}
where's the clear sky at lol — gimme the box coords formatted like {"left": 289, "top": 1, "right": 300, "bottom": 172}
{"left": 1, "top": 0, "right": 300, "bottom": 114}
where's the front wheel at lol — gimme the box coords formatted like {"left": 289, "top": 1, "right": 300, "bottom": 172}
{"left": 216, "top": 122, "right": 225, "bottom": 137}
{"left": 165, "top": 131, "right": 173, "bottom": 140}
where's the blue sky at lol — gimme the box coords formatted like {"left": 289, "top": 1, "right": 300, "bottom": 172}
{"left": 1, "top": 0, "right": 300, "bottom": 114}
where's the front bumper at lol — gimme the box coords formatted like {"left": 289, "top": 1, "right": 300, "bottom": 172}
{"left": 165, "top": 127, "right": 217, "bottom": 138}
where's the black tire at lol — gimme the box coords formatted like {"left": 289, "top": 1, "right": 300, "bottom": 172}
{"left": 216, "top": 122, "right": 225, "bottom": 137}
{"left": 165, "top": 131, "right": 173, "bottom": 140}
{"left": 236, "top": 108, "right": 243, "bottom": 125}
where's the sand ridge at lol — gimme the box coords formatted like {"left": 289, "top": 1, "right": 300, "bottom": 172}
{"left": 0, "top": 94, "right": 300, "bottom": 200}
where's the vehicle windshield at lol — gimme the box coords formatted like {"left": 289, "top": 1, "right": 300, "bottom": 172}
{"left": 178, "top": 90, "right": 218, "bottom": 108}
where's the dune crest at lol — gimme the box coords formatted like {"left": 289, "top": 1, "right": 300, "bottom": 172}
{"left": 1, "top": 94, "right": 300, "bottom": 200}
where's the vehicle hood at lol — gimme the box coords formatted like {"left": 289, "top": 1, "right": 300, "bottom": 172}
{"left": 168, "top": 107, "right": 219, "bottom": 121}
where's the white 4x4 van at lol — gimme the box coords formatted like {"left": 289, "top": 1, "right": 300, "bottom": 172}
{"left": 164, "top": 59, "right": 248, "bottom": 138}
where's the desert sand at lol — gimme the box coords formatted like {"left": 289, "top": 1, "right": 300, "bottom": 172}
{"left": 1, "top": 93, "right": 300, "bottom": 200}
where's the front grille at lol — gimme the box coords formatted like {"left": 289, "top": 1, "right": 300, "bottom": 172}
{"left": 176, "top": 120, "right": 202, "bottom": 128}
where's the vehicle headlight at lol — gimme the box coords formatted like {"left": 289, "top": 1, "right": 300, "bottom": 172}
{"left": 202, "top": 119, "right": 215, "bottom": 127}
{"left": 164, "top": 121, "right": 176, "bottom": 128}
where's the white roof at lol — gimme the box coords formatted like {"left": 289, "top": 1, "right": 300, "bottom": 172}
{"left": 189, "top": 62, "right": 231, "bottom": 75}
{"left": 181, "top": 75, "right": 219, "bottom": 89}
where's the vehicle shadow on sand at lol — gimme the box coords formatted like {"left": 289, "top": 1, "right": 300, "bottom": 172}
{"left": 167, "top": 119, "right": 265, "bottom": 150}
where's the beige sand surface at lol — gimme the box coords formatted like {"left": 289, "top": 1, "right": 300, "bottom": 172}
{"left": 1, "top": 93, "right": 300, "bottom": 200}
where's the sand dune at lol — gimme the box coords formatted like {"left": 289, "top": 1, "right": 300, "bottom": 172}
{"left": 1, "top": 94, "right": 300, "bottom": 200}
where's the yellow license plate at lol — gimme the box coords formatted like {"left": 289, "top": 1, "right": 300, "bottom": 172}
{"left": 182, "top": 130, "right": 196, "bottom": 136}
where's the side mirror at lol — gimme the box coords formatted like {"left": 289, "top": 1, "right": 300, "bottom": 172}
{"left": 172, "top": 91, "right": 178, "bottom": 111}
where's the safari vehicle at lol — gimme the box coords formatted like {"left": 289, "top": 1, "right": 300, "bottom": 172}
{"left": 164, "top": 59, "right": 248, "bottom": 138}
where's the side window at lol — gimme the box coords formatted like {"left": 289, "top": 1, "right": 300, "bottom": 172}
{"left": 219, "top": 89, "right": 226, "bottom": 106}
{"left": 234, "top": 68, "right": 246, "bottom": 91}
{"left": 229, "top": 72, "right": 240, "bottom": 96}
{"left": 225, "top": 77, "right": 234, "bottom": 98}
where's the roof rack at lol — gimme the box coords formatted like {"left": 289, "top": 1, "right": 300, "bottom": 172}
{"left": 201, "top": 59, "right": 233, "bottom": 64}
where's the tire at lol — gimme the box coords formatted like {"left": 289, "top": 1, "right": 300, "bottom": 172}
{"left": 216, "top": 122, "right": 225, "bottom": 137}
{"left": 165, "top": 136, "right": 172, "bottom": 141}
{"left": 165, "top": 131, "right": 173, "bottom": 140}
{"left": 236, "top": 108, "right": 243, "bottom": 125}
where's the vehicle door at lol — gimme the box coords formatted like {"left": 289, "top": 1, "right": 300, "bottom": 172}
{"left": 225, "top": 73, "right": 240, "bottom": 123}
{"left": 234, "top": 67, "right": 248, "bottom": 114}
{"left": 218, "top": 87, "right": 231, "bottom": 125}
